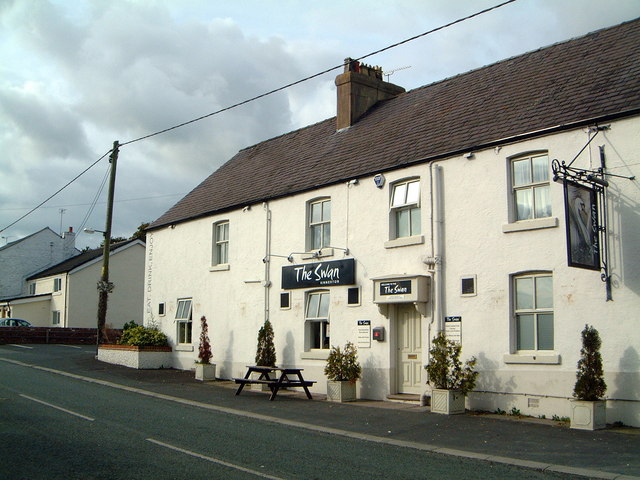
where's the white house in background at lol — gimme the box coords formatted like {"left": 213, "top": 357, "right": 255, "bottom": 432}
{"left": 0, "top": 239, "right": 146, "bottom": 328}
{"left": 0, "top": 227, "right": 78, "bottom": 307}
{"left": 145, "top": 20, "right": 640, "bottom": 426}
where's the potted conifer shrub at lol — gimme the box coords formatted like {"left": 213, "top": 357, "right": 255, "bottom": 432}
{"left": 324, "top": 342, "right": 362, "bottom": 402}
{"left": 253, "top": 320, "right": 276, "bottom": 390}
{"left": 425, "top": 331, "right": 478, "bottom": 415}
{"left": 195, "top": 316, "right": 216, "bottom": 381}
{"left": 570, "top": 324, "right": 607, "bottom": 430}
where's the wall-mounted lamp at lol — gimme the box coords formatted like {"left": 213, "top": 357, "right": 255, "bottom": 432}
{"left": 263, "top": 254, "right": 294, "bottom": 263}
{"left": 346, "top": 179, "right": 359, "bottom": 186}
{"left": 320, "top": 246, "right": 350, "bottom": 256}
{"left": 463, "top": 152, "right": 475, "bottom": 160}
{"left": 242, "top": 205, "right": 251, "bottom": 212}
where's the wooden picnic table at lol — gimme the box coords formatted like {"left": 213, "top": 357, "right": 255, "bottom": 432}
{"left": 233, "top": 365, "right": 315, "bottom": 401}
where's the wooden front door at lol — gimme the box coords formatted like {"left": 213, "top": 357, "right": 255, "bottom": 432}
{"left": 396, "top": 303, "right": 423, "bottom": 394}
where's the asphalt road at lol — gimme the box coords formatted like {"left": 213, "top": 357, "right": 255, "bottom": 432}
{"left": 0, "top": 345, "right": 628, "bottom": 479}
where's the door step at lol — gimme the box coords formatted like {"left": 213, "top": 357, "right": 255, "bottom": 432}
{"left": 387, "top": 393, "right": 422, "bottom": 405}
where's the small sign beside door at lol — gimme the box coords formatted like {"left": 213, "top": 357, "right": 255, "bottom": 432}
{"left": 356, "top": 320, "right": 371, "bottom": 348}
{"left": 445, "top": 316, "right": 462, "bottom": 344}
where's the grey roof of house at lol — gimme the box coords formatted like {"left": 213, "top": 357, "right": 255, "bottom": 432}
{"left": 150, "top": 18, "right": 640, "bottom": 231}
{"left": 26, "top": 239, "right": 143, "bottom": 280}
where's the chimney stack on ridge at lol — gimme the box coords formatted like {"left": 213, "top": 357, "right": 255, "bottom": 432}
{"left": 335, "top": 58, "right": 405, "bottom": 131}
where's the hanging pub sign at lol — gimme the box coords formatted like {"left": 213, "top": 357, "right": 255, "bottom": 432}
{"left": 563, "top": 180, "right": 600, "bottom": 270}
{"left": 282, "top": 258, "right": 355, "bottom": 289}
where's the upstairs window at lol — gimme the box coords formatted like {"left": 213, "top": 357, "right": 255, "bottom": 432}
{"left": 391, "top": 179, "right": 421, "bottom": 238}
{"left": 308, "top": 198, "right": 331, "bottom": 251}
{"left": 212, "top": 221, "right": 229, "bottom": 265}
{"left": 511, "top": 154, "right": 551, "bottom": 221}
{"left": 514, "top": 273, "right": 553, "bottom": 351}
{"left": 305, "top": 291, "right": 330, "bottom": 350}
{"left": 53, "top": 278, "right": 62, "bottom": 292}
{"left": 176, "top": 298, "right": 193, "bottom": 344}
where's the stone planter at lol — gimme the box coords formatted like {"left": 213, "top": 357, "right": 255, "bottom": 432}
{"left": 570, "top": 399, "right": 606, "bottom": 430}
{"left": 430, "top": 388, "right": 465, "bottom": 415}
{"left": 327, "top": 380, "right": 357, "bottom": 402}
{"left": 97, "top": 345, "right": 172, "bottom": 369}
{"left": 195, "top": 363, "right": 216, "bottom": 381}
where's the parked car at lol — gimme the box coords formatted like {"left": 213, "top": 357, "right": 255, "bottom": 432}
{"left": 0, "top": 318, "right": 32, "bottom": 327}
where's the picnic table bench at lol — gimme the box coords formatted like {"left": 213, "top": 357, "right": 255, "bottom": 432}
{"left": 234, "top": 365, "right": 316, "bottom": 401}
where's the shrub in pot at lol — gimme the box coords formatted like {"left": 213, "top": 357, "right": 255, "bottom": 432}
{"left": 324, "top": 342, "right": 362, "bottom": 402}
{"left": 425, "top": 331, "right": 478, "bottom": 414}
{"left": 195, "top": 316, "right": 216, "bottom": 381}
{"left": 570, "top": 324, "right": 607, "bottom": 430}
{"left": 252, "top": 320, "right": 276, "bottom": 389}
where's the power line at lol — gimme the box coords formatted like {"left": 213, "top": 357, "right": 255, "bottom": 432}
{"left": 120, "top": 0, "right": 517, "bottom": 147}
{"left": 0, "top": 0, "right": 518, "bottom": 233}
{"left": 0, "top": 150, "right": 112, "bottom": 234}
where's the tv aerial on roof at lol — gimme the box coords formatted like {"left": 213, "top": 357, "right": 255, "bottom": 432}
{"left": 384, "top": 65, "right": 411, "bottom": 81}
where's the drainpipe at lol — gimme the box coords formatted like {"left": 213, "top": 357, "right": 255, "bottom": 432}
{"left": 433, "top": 164, "right": 445, "bottom": 334}
{"left": 423, "top": 163, "right": 445, "bottom": 405}
{"left": 263, "top": 202, "right": 272, "bottom": 323}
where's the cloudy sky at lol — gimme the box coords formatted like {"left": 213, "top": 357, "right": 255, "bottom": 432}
{"left": 1, "top": 0, "right": 639, "bottom": 249}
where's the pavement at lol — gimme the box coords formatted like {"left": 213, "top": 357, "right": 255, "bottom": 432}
{"left": 5, "top": 345, "right": 639, "bottom": 480}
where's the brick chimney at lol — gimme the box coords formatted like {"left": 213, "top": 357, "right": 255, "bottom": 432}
{"left": 335, "top": 58, "right": 405, "bottom": 131}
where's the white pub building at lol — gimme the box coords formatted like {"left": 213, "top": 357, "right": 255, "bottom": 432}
{"left": 145, "top": 20, "right": 640, "bottom": 426}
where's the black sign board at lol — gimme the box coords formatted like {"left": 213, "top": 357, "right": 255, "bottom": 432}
{"left": 564, "top": 180, "right": 600, "bottom": 271}
{"left": 282, "top": 258, "right": 355, "bottom": 289}
{"left": 379, "top": 280, "right": 412, "bottom": 296}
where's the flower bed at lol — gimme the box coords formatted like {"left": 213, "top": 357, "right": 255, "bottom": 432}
{"left": 97, "top": 344, "right": 172, "bottom": 369}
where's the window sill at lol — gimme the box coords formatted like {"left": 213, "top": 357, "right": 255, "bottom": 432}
{"left": 300, "top": 350, "right": 330, "bottom": 361}
{"left": 502, "top": 217, "right": 558, "bottom": 233}
{"left": 175, "top": 345, "right": 194, "bottom": 352}
{"left": 209, "top": 264, "right": 230, "bottom": 272}
{"left": 503, "top": 353, "right": 560, "bottom": 364}
{"left": 384, "top": 235, "right": 424, "bottom": 249}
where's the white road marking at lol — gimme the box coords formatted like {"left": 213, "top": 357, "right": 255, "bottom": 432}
{"left": 56, "top": 345, "right": 83, "bottom": 349}
{"left": 20, "top": 394, "right": 95, "bottom": 422}
{"left": 146, "top": 438, "right": 287, "bottom": 480}
{"left": 7, "top": 344, "right": 33, "bottom": 349}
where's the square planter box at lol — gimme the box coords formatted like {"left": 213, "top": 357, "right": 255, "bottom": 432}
{"left": 570, "top": 400, "right": 606, "bottom": 430}
{"left": 430, "top": 388, "right": 465, "bottom": 415}
{"left": 327, "top": 380, "right": 357, "bottom": 402}
{"left": 195, "top": 363, "right": 216, "bottom": 381}
{"left": 97, "top": 345, "right": 172, "bottom": 369}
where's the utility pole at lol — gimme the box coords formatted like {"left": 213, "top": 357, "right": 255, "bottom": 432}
{"left": 97, "top": 141, "right": 119, "bottom": 344}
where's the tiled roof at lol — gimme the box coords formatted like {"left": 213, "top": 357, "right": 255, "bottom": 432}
{"left": 150, "top": 18, "right": 640, "bottom": 230}
{"left": 26, "top": 239, "right": 143, "bottom": 280}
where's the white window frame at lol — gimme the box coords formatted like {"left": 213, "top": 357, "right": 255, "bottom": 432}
{"left": 52, "top": 310, "right": 60, "bottom": 325}
{"left": 175, "top": 298, "right": 193, "bottom": 344}
{"left": 53, "top": 278, "right": 62, "bottom": 292}
{"left": 304, "top": 290, "right": 330, "bottom": 351}
{"left": 512, "top": 272, "right": 554, "bottom": 352}
{"left": 307, "top": 198, "right": 331, "bottom": 251}
{"left": 212, "top": 221, "right": 229, "bottom": 267}
{"left": 510, "top": 153, "right": 551, "bottom": 222}
{"left": 390, "top": 179, "right": 421, "bottom": 240}
{"left": 29, "top": 283, "right": 36, "bottom": 295}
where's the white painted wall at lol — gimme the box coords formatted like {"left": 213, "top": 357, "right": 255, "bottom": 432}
{"left": 0, "top": 228, "right": 78, "bottom": 299}
{"left": 68, "top": 243, "right": 146, "bottom": 328}
{"left": 146, "top": 117, "right": 639, "bottom": 426}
